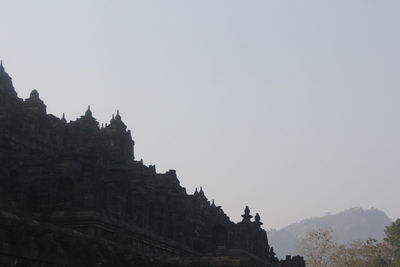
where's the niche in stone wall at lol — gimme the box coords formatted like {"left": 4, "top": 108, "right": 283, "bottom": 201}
{"left": 110, "top": 184, "right": 120, "bottom": 215}
{"left": 125, "top": 193, "right": 133, "bottom": 219}
{"left": 212, "top": 224, "right": 228, "bottom": 249}
{"left": 148, "top": 204, "right": 155, "bottom": 229}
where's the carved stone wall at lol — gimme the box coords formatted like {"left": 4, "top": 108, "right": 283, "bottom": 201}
{"left": 0, "top": 63, "right": 304, "bottom": 267}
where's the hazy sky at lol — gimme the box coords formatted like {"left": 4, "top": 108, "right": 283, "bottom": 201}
{"left": 1, "top": 1, "right": 399, "bottom": 229}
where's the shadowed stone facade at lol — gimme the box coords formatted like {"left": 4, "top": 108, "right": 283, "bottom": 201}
{"left": 0, "top": 62, "right": 304, "bottom": 267}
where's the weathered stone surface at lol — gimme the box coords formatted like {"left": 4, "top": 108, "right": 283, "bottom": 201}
{"left": 0, "top": 63, "right": 304, "bottom": 267}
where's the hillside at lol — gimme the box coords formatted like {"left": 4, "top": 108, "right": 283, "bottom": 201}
{"left": 268, "top": 207, "right": 392, "bottom": 258}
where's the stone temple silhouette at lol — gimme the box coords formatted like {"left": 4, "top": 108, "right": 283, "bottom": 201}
{"left": 0, "top": 61, "right": 305, "bottom": 267}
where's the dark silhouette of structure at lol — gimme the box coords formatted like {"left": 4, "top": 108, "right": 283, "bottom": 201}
{"left": 0, "top": 62, "right": 304, "bottom": 267}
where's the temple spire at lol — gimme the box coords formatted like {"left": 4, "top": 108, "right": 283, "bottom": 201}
{"left": 199, "top": 186, "right": 204, "bottom": 195}
{"left": 115, "top": 109, "right": 121, "bottom": 120}
{"left": 61, "top": 112, "right": 66, "bottom": 122}
{"left": 30, "top": 89, "right": 40, "bottom": 99}
{"left": 254, "top": 213, "right": 263, "bottom": 226}
{"left": 85, "top": 105, "right": 92, "bottom": 117}
{"left": 211, "top": 199, "right": 216, "bottom": 207}
{"left": 24, "top": 89, "right": 47, "bottom": 115}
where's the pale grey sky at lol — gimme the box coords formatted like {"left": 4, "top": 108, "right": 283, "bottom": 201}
{"left": 1, "top": 1, "right": 399, "bottom": 229}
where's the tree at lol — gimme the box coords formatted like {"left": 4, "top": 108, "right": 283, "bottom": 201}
{"left": 330, "top": 238, "right": 390, "bottom": 267}
{"left": 385, "top": 219, "right": 400, "bottom": 266}
{"left": 299, "top": 229, "right": 335, "bottom": 267}
{"left": 299, "top": 220, "right": 400, "bottom": 267}
{"left": 385, "top": 219, "right": 400, "bottom": 247}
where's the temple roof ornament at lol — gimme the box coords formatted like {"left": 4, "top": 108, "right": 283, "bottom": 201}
{"left": 85, "top": 105, "right": 92, "bottom": 117}
{"left": 73, "top": 105, "right": 99, "bottom": 129}
{"left": 211, "top": 199, "right": 216, "bottom": 207}
{"left": 241, "top": 206, "right": 253, "bottom": 223}
{"left": 0, "top": 61, "right": 17, "bottom": 98}
{"left": 0, "top": 60, "right": 4, "bottom": 73}
{"left": 115, "top": 110, "right": 121, "bottom": 120}
{"left": 61, "top": 113, "right": 66, "bottom": 123}
{"left": 24, "top": 89, "right": 47, "bottom": 114}
{"left": 30, "top": 89, "right": 40, "bottom": 99}
{"left": 199, "top": 186, "right": 204, "bottom": 195}
{"left": 255, "top": 212, "right": 263, "bottom": 226}
{"left": 108, "top": 110, "right": 127, "bottom": 131}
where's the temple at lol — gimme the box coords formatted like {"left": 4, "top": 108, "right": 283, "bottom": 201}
{"left": 0, "top": 62, "right": 304, "bottom": 267}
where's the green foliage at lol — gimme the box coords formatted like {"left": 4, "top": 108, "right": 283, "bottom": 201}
{"left": 385, "top": 219, "right": 400, "bottom": 248}
{"left": 385, "top": 219, "right": 400, "bottom": 265}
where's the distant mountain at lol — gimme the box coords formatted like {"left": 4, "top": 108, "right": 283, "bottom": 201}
{"left": 268, "top": 207, "right": 393, "bottom": 259}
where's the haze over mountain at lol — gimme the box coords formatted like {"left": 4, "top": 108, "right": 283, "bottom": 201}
{"left": 268, "top": 207, "right": 392, "bottom": 258}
